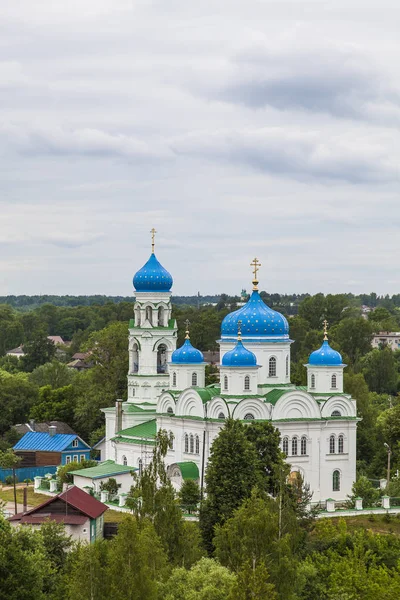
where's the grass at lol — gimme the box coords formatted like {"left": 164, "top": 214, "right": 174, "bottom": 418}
{"left": 322, "top": 514, "right": 400, "bottom": 535}
{"left": 104, "top": 509, "right": 132, "bottom": 523}
{"left": 0, "top": 485, "right": 49, "bottom": 507}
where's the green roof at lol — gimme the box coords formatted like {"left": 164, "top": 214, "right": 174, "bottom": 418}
{"left": 112, "top": 436, "right": 156, "bottom": 446}
{"left": 196, "top": 387, "right": 221, "bottom": 403}
{"left": 264, "top": 389, "right": 288, "bottom": 405}
{"left": 69, "top": 460, "right": 136, "bottom": 479}
{"left": 117, "top": 419, "right": 157, "bottom": 438}
{"left": 175, "top": 462, "right": 199, "bottom": 480}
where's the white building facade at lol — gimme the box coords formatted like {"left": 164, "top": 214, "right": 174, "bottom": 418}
{"left": 102, "top": 242, "right": 358, "bottom": 503}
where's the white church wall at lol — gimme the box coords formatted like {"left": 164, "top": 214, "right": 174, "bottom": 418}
{"left": 307, "top": 366, "right": 344, "bottom": 394}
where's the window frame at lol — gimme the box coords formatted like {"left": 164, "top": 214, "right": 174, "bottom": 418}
{"left": 189, "top": 434, "right": 194, "bottom": 454}
{"left": 268, "top": 356, "right": 277, "bottom": 377}
{"left": 329, "top": 434, "right": 336, "bottom": 454}
{"left": 66, "top": 455, "right": 71, "bottom": 464}
{"left": 184, "top": 433, "right": 189, "bottom": 453}
{"left": 192, "top": 372, "right": 198, "bottom": 386}
{"left": 122, "top": 455, "right": 127, "bottom": 466}
{"left": 300, "top": 436, "right": 307, "bottom": 456}
{"left": 331, "top": 374, "right": 337, "bottom": 389}
{"left": 282, "top": 437, "right": 289, "bottom": 456}
{"left": 172, "top": 372, "right": 177, "bottom": 387}
{"left": 291, "top": 436, "right": 298, "bottom": 456}
{"left": 244, "top": 375, "right": 250, "bottom": 391}
{"left": 338, "top": 434, "right": 344, "bottom": 454}
{"left": 223, "top": 375, "right": 228, "bottom": 391}
{"left": 332, "top": 470, "right": 341, "bottom": 491}
{"left": 310, "top": 374, "right": 315, "bottom": 389}
{"left": 195, "top": 435, "right": 200, "bottom": 454}
{"left": 80, "top": 454, "right": 86, "bottom": 462}
{"left": 72, "top": 439, "right": 79, "bottom": 448}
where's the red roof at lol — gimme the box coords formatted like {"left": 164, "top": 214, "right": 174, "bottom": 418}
{"left": 8, "top": 486, "right": 107, "bottom": 523}
{"left": 18, "top": 514, "right": 87, "bottom": 525}
{"left": 59, "top": 486, "right": 107, "bottom": 519}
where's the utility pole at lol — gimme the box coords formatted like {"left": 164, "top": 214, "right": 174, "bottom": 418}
{"left": 384, "top": 443, "right": 391, "bottom": 487}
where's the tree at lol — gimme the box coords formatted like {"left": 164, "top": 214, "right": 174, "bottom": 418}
{"left": 20, "top": 334, "right": 56, "bottom": 372}
{"left": 334, "top": 317, "right": 374, "bottom": 364}
{"left": 65, "top": 539, "right": 110, "bottom": 600}
{"left": 348, "top": 476, "right": 380, "bottom": 508}
{"left": 244, "top": 421, "right": 287, "bottom": 495}
{"left": 214, "top": 490, "right": 299, "bottom": 599}
{"left": 228, "top": 560, "right": 278, "bottom": 600}
{"left": 160, "top": 557, "right": 237, "bottom": 600}
{"left": 0, "top": 516, "right": 53, "bottom": 600}
{"left": 298, "top": 294, "right": 326, "bottom": 329}
{"left": 126, "top": 430, "right": 195, "bottom": 565}
{"left": 0, "top": 370, "right": 38, "bottom": 434}
{"left": 57, "top": 460, "right": 97, "bottom": 487}
{"left": 361, "top": 348, "right": 398, "bottom": 394}
{"left": 30, "top": 384, "right": 77, "bottom": 425}
{"left": 199, "top": 419, "right": 258, "bottom": 553}
{"left": 179, "top": 479, "right": 200, "bottom": 514}
{"left": 99, "top": 477, "right": 120, "bottom": 499}
{"left": 107, "top": 517, "right": 167, "bottom": 600}
{"left": 0, "top": 449, "right": 22, "bottom": 513}
{"left": 30, "top": 361, "right": 76, "bottom": 388}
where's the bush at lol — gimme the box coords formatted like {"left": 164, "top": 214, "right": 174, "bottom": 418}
{"left": 4, "top": 475, "right": 14, "bottom": 485}
{"left": 41, "top": 479, "right": 50, "bottom": 490}
{"left": 348, "top": 476, "right": 381, "bottom": 508}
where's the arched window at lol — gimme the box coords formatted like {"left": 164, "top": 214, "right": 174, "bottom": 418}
{"left": 218, "top": 412, "right": 225, "bottom": 419}
{"left": 134, "top": 306, "right": 141, "bottom": 327}
{"left": 157, "top": 344, "right": 167, "bottom": 373}
{"left": 192, "top": 372, "right": 198, "bottom": 386}
{"left": 286, "top": 355, "right": 289, "bottom": 377}
{"left": 332, "top": 470, "right": 340, "bottom": 491}
{"left": 132, "top": 343, "right": 139, "bottom": 373}
{"left": 122, "top": 455, "right": 127, "bottom": 466}
{"left": 167, "top": 406, "right": 173, "bottom": 415}
{"left": 310, "top": 374, "right": 315, "bottom": 389}
{"left": 292, "top": 437, "right": 298, "bottom": 456}
{"left": 301, "top": 436, "right": 307, "bottom": 456}
{"left": 168, "top": 432, "right": 174, "bottom": 450}
{"left": 244, "top": 413, "right": 254, "bottom": 421}
{"left": 158, "top": 306, "right": 165, "bottom": 327}
{"left": 172, "top": 372, "right": 177, "bottom": 387}
{"left": 189, "top": 434, "right": 194, "bottom": 453}
{"left": 223, "top": 375, "right": 228, "bottom": 391}
{"left": 338, "top": 434, "right": 344, "bottom": 454}
{"left": 331, "top": 410, "right": 341, "bottom": 417}
{"left": 132, "top": 388, "right": 135, "bottom": 397}
{"left": 138, "top": 458, "right": 143, "bottom": 477}
{"left": 329, "top": 435, "right": 335, "bottom": 454}
{"left": 331, "top": 374, "right": 337, "bottom": 389}
{"left": 184, "top": 434, "right": 189, "bottom": 453}
{"left": 269, "top": 356, "right": 277, "bottom": 377}
{"left": 244, "top": 375, "right": 250, "bottom": 391}
{"left": 282, "top": 437, "right": 289, "bottom": 455}
{"left": 195, "top": 435, "right": 200, "bottom": 454}
{"left": 145, "top": 306, "right": 152, "bottom": 323}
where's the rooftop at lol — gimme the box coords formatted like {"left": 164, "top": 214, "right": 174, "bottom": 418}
{"left": 13, "top": 431, "right": 89, "bottom": 452}
{"left": 69, "top": 460, "right": 136, "bottom": 479}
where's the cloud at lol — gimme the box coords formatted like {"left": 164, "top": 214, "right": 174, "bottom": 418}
{"left": 173, "top": 127, "right": 399, "bottom": 184}
{"left": 188, "top": 36, "right": 400, "bottom": 123}
{"left": 0, "top": 124, "right": 173, "bottom": 161}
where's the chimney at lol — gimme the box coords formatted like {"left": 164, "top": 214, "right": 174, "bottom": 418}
{"left": 49, "top": 425, "right": 57, "bottom": 437}
{"left": 29, "top": 419, "right": 35, "bottom": 432}
{"left": 115, "top": 400, "right": 123, "bottom": 435}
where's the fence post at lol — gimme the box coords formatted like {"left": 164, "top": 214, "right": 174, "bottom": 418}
{"left": 355, "top": 497, "right": 363, "bottom": 511}
{"left": 382, "top": 495, "right": 390, "bottom": 509}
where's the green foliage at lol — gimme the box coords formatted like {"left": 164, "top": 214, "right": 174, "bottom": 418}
{"left": 20, "top": 334, "right": 56, "bottom": 372}
{"left": 99, "top": 477, "right": 120, "bottom": 498}
{"left": 30, "top": 361, "right": 76, "bottom": 388}
{"left": 56, "top": 460, "right": 97, "bottom": 486}
{"left": 228, "top": 560, "right": 278, "bottom": 600}
{"left": 349, "top": 476, "right": 381, "bottom": 508}
{"left": 334, "top": 317, "right": 374, "bottom": 363}
{"left": 361, "top": 347, "right": 399, "bottom": 394}
{"left": 244, "top": 420, "right": 288, "bottom": 495}
{"left": 199, "top": 419, "right": 259, "bottom": 553}
{"left": 30, "top": 384, "right": 77, "bottom": 425}
{"left": 0, "top": 370, "right": 38, "bottom": 434}
{"left": 160, "top": 557, "right": 237, "bottom": 600}
{"left": 179, "top": 479, "right": 200, "bottom": 513}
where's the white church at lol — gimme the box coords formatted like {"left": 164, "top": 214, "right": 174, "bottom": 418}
{"left": 102, "top": 233, "right": 358, "bottom": 503}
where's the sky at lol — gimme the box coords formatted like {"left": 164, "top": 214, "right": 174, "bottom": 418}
{"left": 1, "top": 1, "right": 400, "bottom": 297}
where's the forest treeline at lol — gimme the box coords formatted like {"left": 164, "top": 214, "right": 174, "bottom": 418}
{"left": 0, "top": 292, "right": 400, "bottom": 479}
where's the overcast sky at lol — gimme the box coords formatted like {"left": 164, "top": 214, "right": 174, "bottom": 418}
{"left": 1, "top": 1, "right": 400, "bottom": 297}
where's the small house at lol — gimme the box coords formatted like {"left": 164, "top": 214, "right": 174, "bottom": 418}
{"left": 9, "top": 485, "right": 107, "bottom": 543}
{"left": 13, "top": 427, "right": 91, "bottom": 467}
{"left": 70, "top": 459, "right": 136, "bottom": 495}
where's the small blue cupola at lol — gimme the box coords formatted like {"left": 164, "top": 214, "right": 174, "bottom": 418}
{"left": 222, "top": 340, "right": 257, "bottom": 367}
{"left": 306, "top": 321, "right": 346, "bottom": 394}
{"left": 171, "top": 336, "right": 204, "bottom": 364}
{"left": 133, "top": 230, "right": 173, "bottom": 292}
{"left": 308, "top": 322, "right": 344, "bottom": 367}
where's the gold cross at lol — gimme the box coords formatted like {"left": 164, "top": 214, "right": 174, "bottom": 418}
{"left": 237, "top": 319, "right": 242, "bottom": 341}
{"left": 250, "top": 257, "right": 261, "bottom": 290}
{"left": 150, "top": 228, "right": 157, "bottom": 253}
{"left": 184, "top": 319, "right": 190, "bottom": 339}
{"left": 323, "top": 319, "right": 329, "bottom": 340}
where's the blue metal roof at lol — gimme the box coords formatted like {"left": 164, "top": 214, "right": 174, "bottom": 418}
{"left": 133, "top": 253, "right": 173, "bottom": 292}
{"left": 13, "top": 432, "right": 86, "bottom": 452}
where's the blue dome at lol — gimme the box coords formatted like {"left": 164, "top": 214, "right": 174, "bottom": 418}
{"left": 308, "top": 340, "right": 343, "bottom": 366}
{"left": 171, "top": 339, "right": 204, "bottom": 364}
{"left": 133, "top": 253, "right": 173, "bottom": 292}
{"left": 221, "top": 291, "right": 289, "bottom": 338}
{"left": 222, "top": 340, "right": 257, "bottom": 367}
